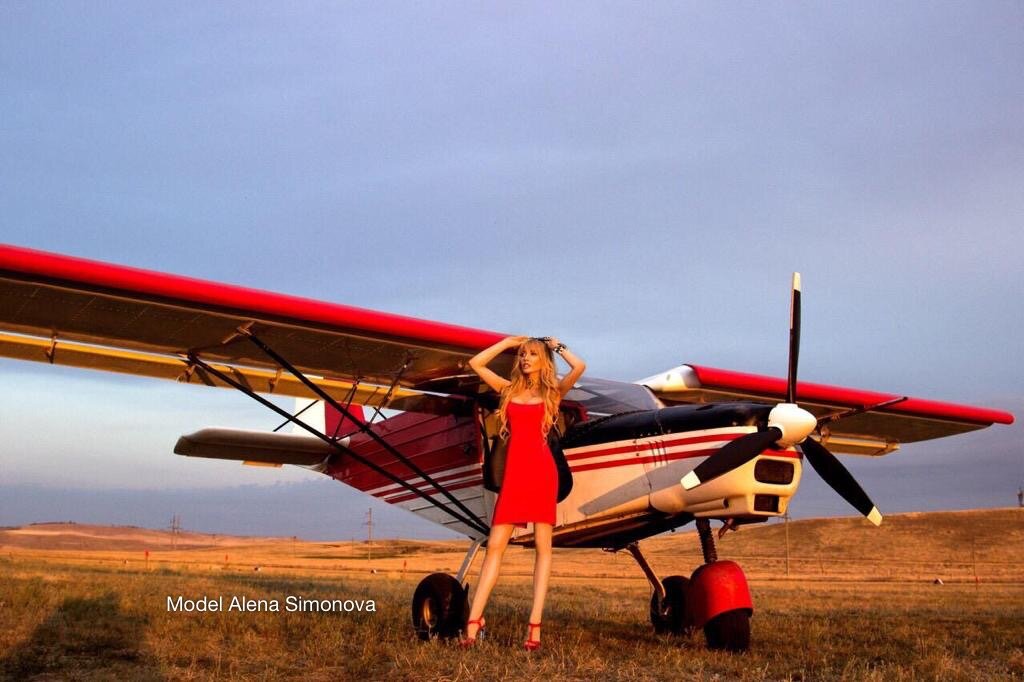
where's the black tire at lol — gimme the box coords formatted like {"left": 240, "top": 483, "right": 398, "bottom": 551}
{"left": 703, "top": 608, "right": 751, "bottom": 652}
{"left": 649, "top": 575, "right": 691, "bottom": 636}
{"left": 411, "top": 573, "right": 468, "bottom": 641}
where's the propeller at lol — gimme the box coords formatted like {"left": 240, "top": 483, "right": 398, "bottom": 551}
{"left": 681, "top": 272, "right": 886, "bottom": 526}
{"left": 798, "top": 437, "right": 882, "bottom": 526}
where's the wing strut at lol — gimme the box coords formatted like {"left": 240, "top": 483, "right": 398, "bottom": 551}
{"left": 237, "top": 329, "right": 489, "bottom": 535}
{"left": 188, "top": 350, "right": 491, "bottom": 536}
{"left": 363, "top": 360, "right": 408, "bottom": 428}
{"left": 186, "top": 327, "right": 493, "bottom": 536}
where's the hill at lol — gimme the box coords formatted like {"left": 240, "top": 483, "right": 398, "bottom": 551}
{"left": 2, "top": 508, "right": 1021, "bottom": 583}
{"left": 0, "top": 521, "right": 289, "bottom": 551}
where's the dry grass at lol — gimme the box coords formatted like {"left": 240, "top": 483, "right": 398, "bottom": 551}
{"left": 1, "top": 509, "right": 1022, "bottom": 680}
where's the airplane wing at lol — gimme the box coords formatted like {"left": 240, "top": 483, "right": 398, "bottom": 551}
{"left": 2, "top": 244, "right": 1013, "bottom": 536}
{"left": 0, "top": 243, "right": 521, "bottom": 539}
{"left": 0, "top": 243, "right": 511, "bottom": 407}
{"left": 641, "top": 364, "right": 1014, "bottom": 455}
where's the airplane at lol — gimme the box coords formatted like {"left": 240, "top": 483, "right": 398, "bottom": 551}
{"left": 0, "top": 243, "right": 1014, "bottom": 651}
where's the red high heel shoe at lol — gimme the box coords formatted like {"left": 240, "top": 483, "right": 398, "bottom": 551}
{"left": 523, "top": 622, "right": 542, "bottom": 651}
{"left": 459, "top": 617, "right": 485, "bottom": 648}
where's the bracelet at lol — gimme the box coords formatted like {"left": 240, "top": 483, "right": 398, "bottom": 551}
{"left": 553, "top": 343, "right": 566, "bottom": 355}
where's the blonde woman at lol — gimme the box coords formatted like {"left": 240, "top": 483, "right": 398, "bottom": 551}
{"left": 462, "top": 335, "right": 586, "bottom": 650}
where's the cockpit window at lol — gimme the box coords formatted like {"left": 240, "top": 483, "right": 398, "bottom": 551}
{"left": 563, "top": 377, "right": 663, "bottom": 417}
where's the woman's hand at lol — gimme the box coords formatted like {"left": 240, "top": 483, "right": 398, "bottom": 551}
{"left": 550, "top": 338, "right": 585, "bottom": 397}
{"left": 505, "top": 335, "right": 530, "bottom": 347}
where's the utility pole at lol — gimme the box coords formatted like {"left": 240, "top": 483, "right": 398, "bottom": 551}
{"left": 972, "top": 536, "right": 979, "bottom": 586}
{"left": 168, "top": 514, "right": 181, "bottom": 550}
{"left": 364, "top": 508, "right": 373, "bottom": 561}
{"left": 783, "top": 510, "right": 791, "bottom": 578}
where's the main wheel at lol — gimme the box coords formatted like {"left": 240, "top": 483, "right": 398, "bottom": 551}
{"left": 649, "top": 575, "right": 691, "bottom": 635}
{"left": 703, "top": 608, "right": 751, "bottom": 652}
{"left": 411, "top": 573, "right": 468, "bottom": 641}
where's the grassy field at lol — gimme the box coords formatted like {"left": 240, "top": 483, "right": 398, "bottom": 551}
{"left": 2, "top": 509, "right": 1022, "bottom": 680}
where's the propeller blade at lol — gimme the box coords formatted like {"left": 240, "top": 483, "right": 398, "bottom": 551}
{"left": 682, "top": 428, "right": 782, "bottom": 490}
{"left": 787, "top": 272, "right": 801, "bottom": 404}
{"left": 800, "top": 437, "right": 883, "bottom": 526}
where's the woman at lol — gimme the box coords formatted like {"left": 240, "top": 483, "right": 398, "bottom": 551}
{"left": 462, "top": 335, "right": 586, "bottom": 650}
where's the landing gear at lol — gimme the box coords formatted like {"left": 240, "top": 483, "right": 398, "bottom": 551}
{"left": 690, "top": 519, "right": 752, "bottom": 652}
{"left": 411, "top": 573, "right": 468, "bottom": 640}
{"left": 704, "top": 609, "right": 751, "bottom": 652}
{"left": 649, "top": 575, "right": 690, "bottom": 635}
{"left": 625, "top": 519, "right": 753, "bottom": 651}
{"left": 410, "top": 539, "right": 482, "bottom": 641}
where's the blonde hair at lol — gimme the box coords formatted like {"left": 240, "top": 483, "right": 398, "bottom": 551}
{"left": 497, "top": 338, "right": 561, "bottom": 438}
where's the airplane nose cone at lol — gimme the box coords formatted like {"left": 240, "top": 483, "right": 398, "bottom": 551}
{"left": 767, "top": 403, "right": 817, "bottom": 447}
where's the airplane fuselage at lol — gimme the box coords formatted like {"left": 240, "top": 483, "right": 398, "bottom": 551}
{"left": 516, "top": 402, "right": 803, "bottom": 548}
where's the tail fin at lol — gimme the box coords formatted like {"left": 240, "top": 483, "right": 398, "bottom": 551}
{"left": 292, "top": 399, "right": 365, "bottom": 439}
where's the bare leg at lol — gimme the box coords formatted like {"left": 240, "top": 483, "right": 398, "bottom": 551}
{"left": 527, "top": 522, "right": 553, "bottom": 643}
{"left": 466, "top": 523, "right": 515, "bottom": 639}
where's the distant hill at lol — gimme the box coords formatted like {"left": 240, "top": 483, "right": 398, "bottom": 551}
{"left": 654, "top": 507, "right": 1024, "bottom": 560}
{"left": 0, "top": 521, "right": 290, "bottom": 551}
{"left": 641, "top": 507, "right": 1024, "bottom": 582}
{"left": 3, "top": 509, "right": 1022, "bottom": 582}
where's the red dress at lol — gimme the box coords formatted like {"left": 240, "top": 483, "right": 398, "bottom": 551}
{"left": 491, "top": 402, "right": 558, "bottom": 527}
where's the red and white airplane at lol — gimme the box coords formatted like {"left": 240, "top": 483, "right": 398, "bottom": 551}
{"left": 0, "top": 243, "right": 1013, "bottom": 651}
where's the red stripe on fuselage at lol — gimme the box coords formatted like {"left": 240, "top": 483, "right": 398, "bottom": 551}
{"left": 385, "top": 479, "right": 482, "bottom": 505}
{"left": 568, "top": 446, "right": 798, "bottom": 473}
{"left": 369, "top": 442, "right": 797, "bottom": 508}
{"left": 371, "top": 466, "right": 480, "bottom": 498}
{"left": 563, "top": 432, "right": 746, "bottom": 462}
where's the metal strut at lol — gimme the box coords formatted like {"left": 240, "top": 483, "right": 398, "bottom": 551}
{"left": 185, "top": 353, "right": 490, "bottom": 537}
{"left": 236, "top": 330, "right": 490, "bottom": 536}
{"left": 623, "top": 542, "right": 665, "bottom": 601}
{"left": 696, "top": 518, "right": 718, "bottom": 564}
{"left": 364, "top": 360, "right": 408, "bottom": 428}
{"left": 237, "top": 331, "right": 490, "bottom": 536}
{"left": 332, "top": 379, "right": 363, "bottom": 439}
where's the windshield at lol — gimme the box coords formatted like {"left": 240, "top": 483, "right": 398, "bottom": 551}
{"left": 563, "top": 376, "right": 662, "bottom": 417}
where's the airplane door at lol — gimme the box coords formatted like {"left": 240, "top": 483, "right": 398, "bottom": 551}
{"left": 641, "top": 436, "right": 666, "bottom": 501}
{"left": 643, "top": 435, "right": 688, "bottom": 513}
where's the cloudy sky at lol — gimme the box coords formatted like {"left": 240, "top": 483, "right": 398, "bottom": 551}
{"left": 1, "top": 3, "right": 1021, "bottom": 539}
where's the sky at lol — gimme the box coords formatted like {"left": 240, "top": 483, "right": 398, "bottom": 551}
{"left": 1, "top": 2, "right": 1022, "bottom": 540}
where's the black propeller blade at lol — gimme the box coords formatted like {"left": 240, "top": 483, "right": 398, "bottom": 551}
{"left": 799, "top": 436, "right": 882, "bottom": 526}
{"left": 681, "top": 427, "right": 782, "bottom": 490}
{"left": 787, "top": 273, "right": 801, "bottom": 404}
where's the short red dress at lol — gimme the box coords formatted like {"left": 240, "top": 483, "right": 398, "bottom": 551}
{"left": 491, "top": 402, "right": 558, "bottom": 527}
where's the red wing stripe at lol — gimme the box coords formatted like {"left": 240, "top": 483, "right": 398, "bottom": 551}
{"left": 688, "top": 364, "right": 1014, "bottom": 426}
{"left": 0, "top": 243, "right": 504, "bottom": 350}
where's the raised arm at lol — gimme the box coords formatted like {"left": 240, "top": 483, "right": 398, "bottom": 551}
{"left": 546, "top": 337, "right": 586, "bottom": 398}
{"left": 468, "top": 335, "right": 527, "bottom": 393}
